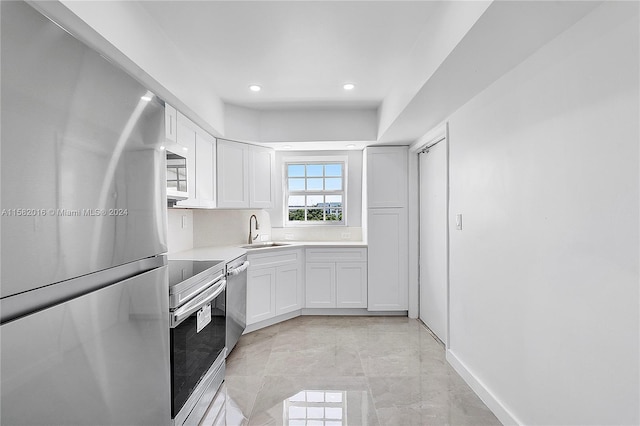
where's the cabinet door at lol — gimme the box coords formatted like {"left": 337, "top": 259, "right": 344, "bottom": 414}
{"left": 217, "top": 140, "right": 249, "bottom": 208}
{"left": 336, "top": 262, "right": 367, "bottom": 308}
{"left": 176, "top": 117, "right": 196, "bottom": 200}
{"left": 275, "top": 263, "right": 302, "bottom": 315}
{"left": 305, "top": 262, "right": 336, "bottom": 308}
{"left": 247, "top": 267, "right": 275, "bottom": 325}
{"left": 249, "top": 146, "right": 274, "bottom": 209}
{"left": 195, "top": 132, "right": 216, "bottom": 207}
{"left": 367, "top": 208, "right": 408, "bottom": 311}
{"left": 165, "top": 104, "right": 177, "bottom": 143}
{"left": 366, "top": 147, "right": 408, "bottom": 208}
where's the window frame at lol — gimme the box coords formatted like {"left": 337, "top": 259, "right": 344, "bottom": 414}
{"left": 283, "top": 156, "right": 348, "bottom": 227}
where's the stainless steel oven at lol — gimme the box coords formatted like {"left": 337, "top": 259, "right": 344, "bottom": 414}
{"left": 168, "top": 260, "right": 226, "bottom": 426}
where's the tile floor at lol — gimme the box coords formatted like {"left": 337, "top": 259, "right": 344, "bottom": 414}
{"left": 202, "top": 316, "right": 501, "bottom": 425}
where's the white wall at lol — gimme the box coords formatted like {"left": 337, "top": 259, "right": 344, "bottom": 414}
{"left": 225, "top": 105, "right": 377, "bottom": 143}
{"left": 443, "top": 3, "right": 639, "bottom": 425}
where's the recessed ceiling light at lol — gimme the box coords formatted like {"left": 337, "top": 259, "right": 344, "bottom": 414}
{"left": 249, "top": 85, "right": 262, "bottom": 92}
{"left": 346, "top": 144, "right": 356, "bottom": 149}
{"left": 343, "top": 83, "right": 355, "bottom": 91}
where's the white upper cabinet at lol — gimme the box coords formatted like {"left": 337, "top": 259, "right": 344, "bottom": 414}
{"left": 249, "top": 145, "right": 275, "bottom": 209}
{"left": 175, "top": 114, "right": 196, "bottom": 200}
{"left": 366, "top": 146, "right": 408, "bottom": 208}
{"left": 216, "top": 140, "right": 250, "bottom": 208}
{"left": 194, "top": 131, "right": 216, "bottom": 208}
{"left": 165, "top": 103, "right": 177, "bottom": 143}
{"left": 175, "top": 113, "right": 216, "bottom": 208}
{"left": 217, "top": 139, "right": 274, "bottom": 209}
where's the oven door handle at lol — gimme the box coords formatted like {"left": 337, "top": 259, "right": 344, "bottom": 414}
{"left": 227, "top": 261, "right": 250, "bottom": 277}
{"left": 171, "top": 279, "right": 227, "bottom": 328}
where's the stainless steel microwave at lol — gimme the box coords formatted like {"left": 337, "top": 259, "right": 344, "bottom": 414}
{"left": 165, "top": 144, "right": 189, "bottom": 201}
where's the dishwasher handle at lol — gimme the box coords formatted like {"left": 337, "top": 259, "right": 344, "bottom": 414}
{"left": 171, "top": 279, "right": 226, "bottom": 328}
{"left": 227, "top": 261, "right": 250, "bottom": 277}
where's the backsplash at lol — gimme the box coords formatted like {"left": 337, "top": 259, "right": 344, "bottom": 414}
{"left": 193, "top": 209, "right": 272, "bottom": 247}
{"left": 271, "top": 226, "right": 362, "bottom": 242}
{"left": 167, "top": 209, "right": 194, "bottom": 254}
{"left": 168, "top": 209, "right": 362, "bottom": 254}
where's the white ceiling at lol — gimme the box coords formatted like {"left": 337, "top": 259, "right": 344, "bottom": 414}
{"left": 138, "top": 1, "right": 439, "bottom": 110}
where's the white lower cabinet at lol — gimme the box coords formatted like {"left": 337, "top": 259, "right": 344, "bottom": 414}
{"left": 305, "top": 248, "right": 367, "bottom": 309}
{"left": 246, "top": 248, "right": 303, "bottom": 325}
{"left": 275, "top": 263, "right": 302, "bottom": 315}
{"left": 305, "top": 263, "right": 336, "bottom": 308}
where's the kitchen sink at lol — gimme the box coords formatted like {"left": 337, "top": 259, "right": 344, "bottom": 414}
{"left": 240, "top": 242, "right": 292, "bottom": 249}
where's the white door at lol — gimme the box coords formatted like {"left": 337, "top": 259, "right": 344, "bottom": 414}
{"left": 419, "top": 140, "right": 448, "bottom": 345}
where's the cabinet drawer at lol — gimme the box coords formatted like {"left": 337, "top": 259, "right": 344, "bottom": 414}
{"left": 248, "top": 249, "right": 301, "bottom": 268}
{"left": 305, "top": 248, "right": 367, "bottom": 263}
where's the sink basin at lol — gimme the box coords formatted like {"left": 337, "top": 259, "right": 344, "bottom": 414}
{"left": 241, "top": 242, "right": 292, "bottom": 249}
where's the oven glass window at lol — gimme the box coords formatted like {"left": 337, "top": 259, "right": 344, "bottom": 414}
{"left": 170, "top": 290, "right": 226, "bottom": 417}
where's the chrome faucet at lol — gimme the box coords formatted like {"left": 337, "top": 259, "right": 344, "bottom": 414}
{"left": 248, "top": 214, "right": 260, "bottom": 244}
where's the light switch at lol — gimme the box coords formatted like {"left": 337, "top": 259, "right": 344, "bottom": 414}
{"left": 455, "top": 214, "right": 463, "bottom": 230}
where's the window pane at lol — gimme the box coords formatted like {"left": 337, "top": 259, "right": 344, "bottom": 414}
{"left": 289, "top": 209, "right": 305, "bottom": 221}
{"left": 307, "top": 209, "right": 323, "bottom": 221}
{"left": 325, "top": 163, "right": 342, "bottom": 177}
{"left": 325, "top": 392, "right": 343, "bottom": 402}
{"left": 307, "top": 407, "right": 324, "bottom": 419}
{"left": 306, "top": 164, "right": 323, "bottom": 177}
{"left": 288, "top": 164, "right": 305, "bottom": 177}
{"left": 325, "top": 209, "right": 342, "bottom": 221}
{"left": 306, "top": 195, "right": 324, "bottom": 207}
{"left": 325, "top": 195, "right": 342, "bottom": 205}
{"left": 289, "top": 406, "right": 306, "bottom": 418}
{"left": 325, "top": 178, "right": 342, "bottom": 191}
{"left": 288, "top": 178, "right": 305, "bottom": 191}
{"left": 307, "top": 178, "right": 323, "bottom": 190}
{"left": 307, "top": 392, "right": 325, "bottom": 402}
{"left": 326, "top": 407, "right": 343, "bottom": 419}
{"left": 288, "top": 196, "right": 305, "bottom": 207}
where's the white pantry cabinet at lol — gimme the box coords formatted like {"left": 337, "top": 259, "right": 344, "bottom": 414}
{"left": 305, "top": 248, "right": 367, "bottom": 309}
{"left": 246, "top": 248, "right": 303, "bottom": 325}
{"left": 365, "top": 146, "right": 408, "bottom": 311}
{"left": 175, "top": 113, "right": 216, "bottom": 208}
{"left": 217, "top": 140, "right": 274, "bottom": 209}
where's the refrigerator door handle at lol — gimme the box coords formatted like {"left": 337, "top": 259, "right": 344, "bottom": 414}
{"left": 172, "top": 279, "right": 226, "bottom": 328}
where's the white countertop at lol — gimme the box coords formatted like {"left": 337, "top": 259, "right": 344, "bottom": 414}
{"left": 169, "top": 241, "right": 367, "bottom": 262}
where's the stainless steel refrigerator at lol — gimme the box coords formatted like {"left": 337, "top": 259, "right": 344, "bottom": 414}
{"left": 1, "top": 1, "right": 171, "bottom": 424}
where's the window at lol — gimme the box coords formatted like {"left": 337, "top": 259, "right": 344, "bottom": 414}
{"left": 285, "top": 161, "right": 345, "bottom": 225}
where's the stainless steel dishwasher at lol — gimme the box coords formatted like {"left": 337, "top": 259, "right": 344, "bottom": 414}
{"left": 225, "top": 255, "right": 248, "bottom": 355}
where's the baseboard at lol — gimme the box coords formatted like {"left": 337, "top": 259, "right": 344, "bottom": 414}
{"left": 243, "top": 309, "right": 408, "bottom": 333}
{"left": 243, "top": 310, "right": 301, "bottom": 333}
{"left": 301, "top": 308, "right": 407, "bottom": 316}
{"left": 446, "top": 349, "right": 521, "bottom": 426}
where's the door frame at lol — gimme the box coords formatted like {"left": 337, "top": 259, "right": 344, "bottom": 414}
{"left": 409, "top": 122, "right": 450, "bottom": 347}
